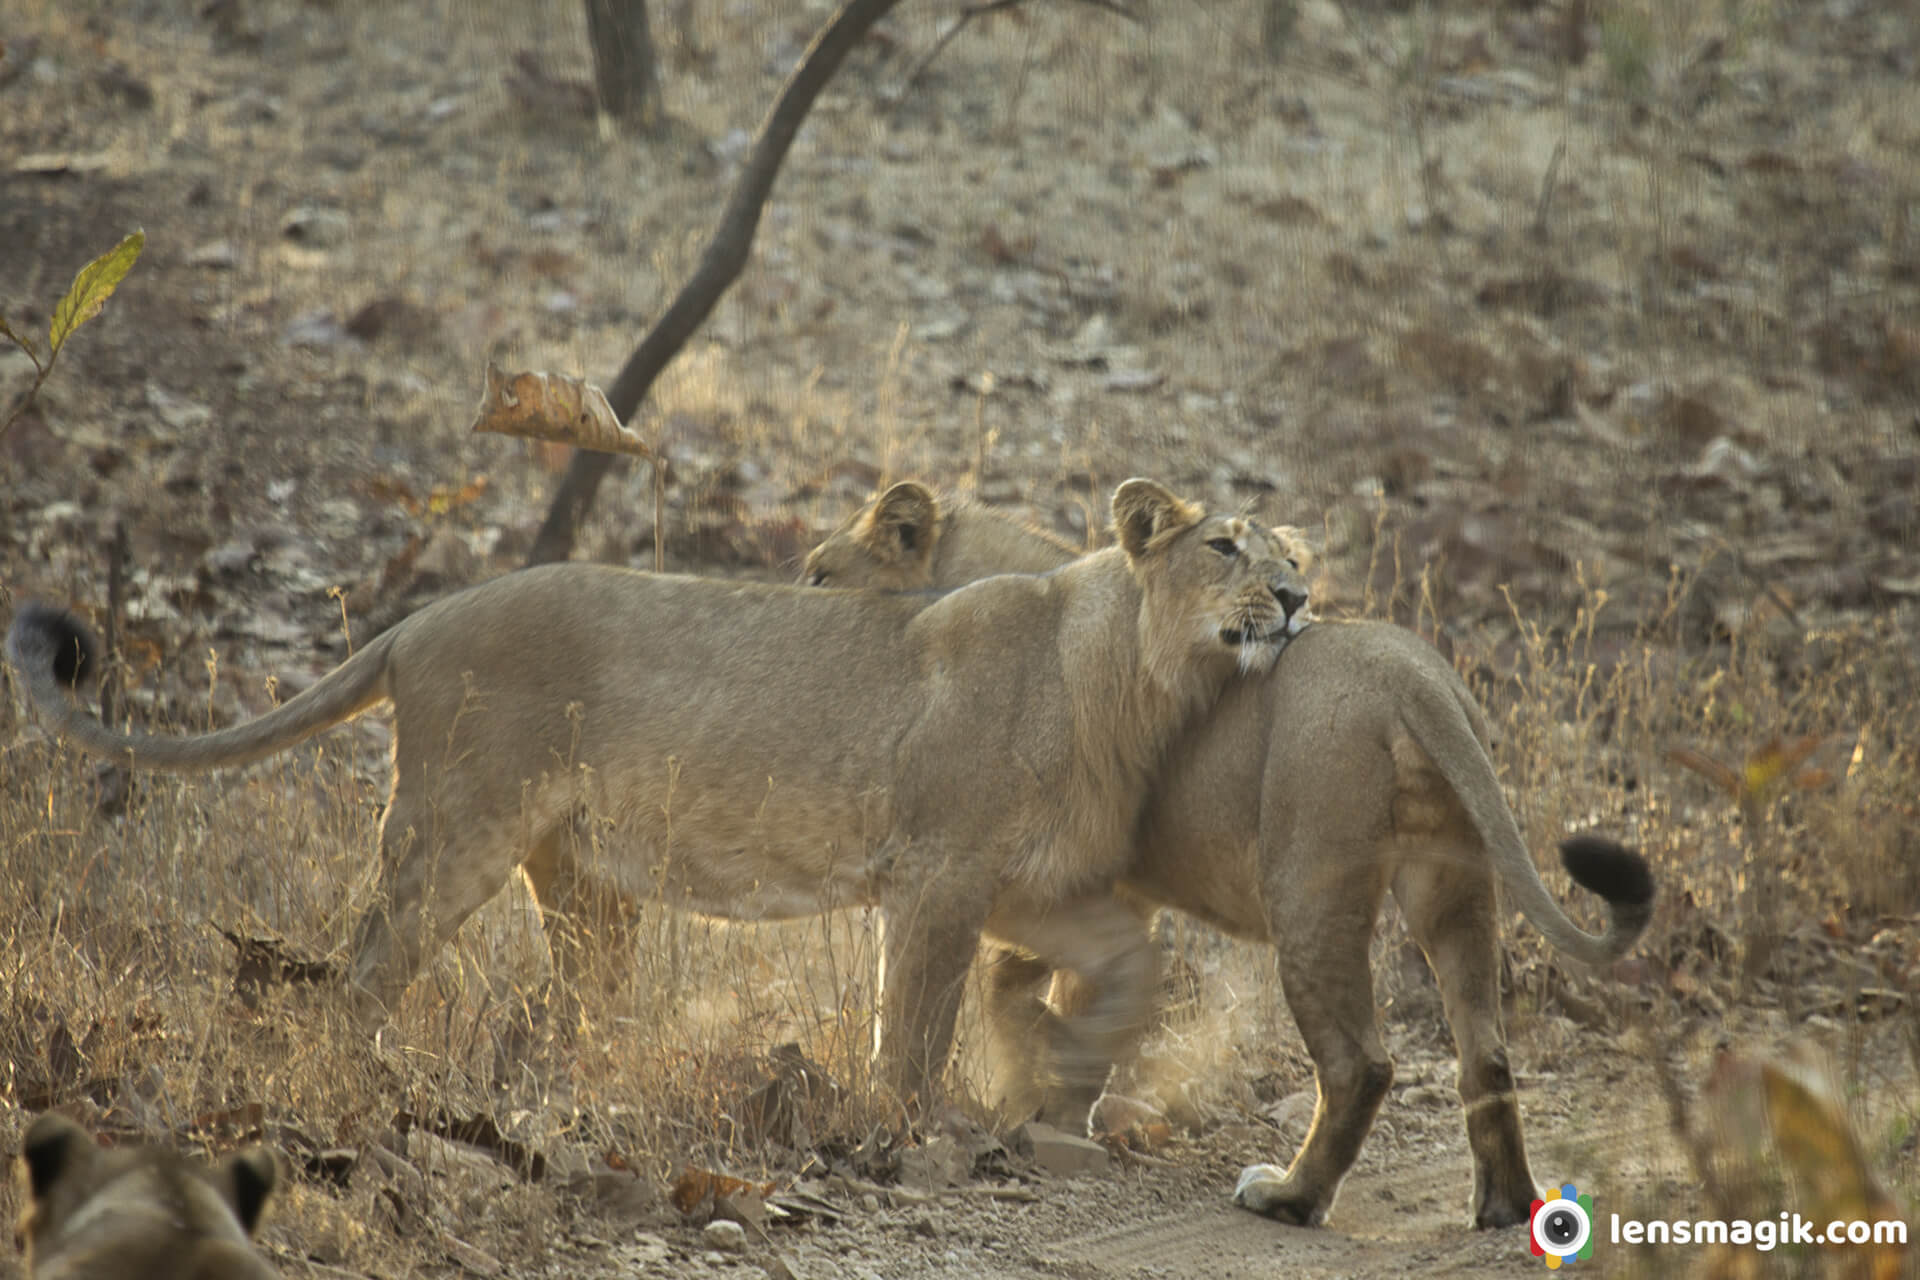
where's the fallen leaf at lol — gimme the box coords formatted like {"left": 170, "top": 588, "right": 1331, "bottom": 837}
{"left": 670, "top": 1166, "right": 776, "bottom": 1220}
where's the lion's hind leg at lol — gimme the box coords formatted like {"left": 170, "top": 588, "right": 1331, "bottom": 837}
{"left": 976, "top": 946, "right": 1057, "bottom": 1124}
{"left": 1234, "top": 846, "right": 1392, "bottom": 1228}
{"left": 345, "top": 790, "right": 528, "bottom": 1030}
{"left": 1394, "top": 841, "right": 1537, "bottom": 1228}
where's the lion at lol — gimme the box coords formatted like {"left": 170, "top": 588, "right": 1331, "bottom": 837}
{"left": 804, "top": 483, "right": 1656, "bottom": 1229}
{"left": 16, "top": 1113, "right": 279, "bottom": 1280}
{"left": 6, "top": 480, "right": 1312, "bottom": 1116}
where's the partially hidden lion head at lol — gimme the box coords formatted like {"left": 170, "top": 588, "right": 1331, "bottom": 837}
{"left": 16, "top": 1113, "right": 280, "bottom": 1280}
{"left": 803, "top": 480, "right": 945, "bottom": 591}
{"left": 805, "top": 479, "right": 1314, "bottom": 674}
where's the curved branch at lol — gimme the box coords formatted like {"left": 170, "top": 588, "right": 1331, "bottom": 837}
{"left": 526, "top": 0, "right": 906, "bottom": 565}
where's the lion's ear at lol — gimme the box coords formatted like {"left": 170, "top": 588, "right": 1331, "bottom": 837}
{"left": 220, "top": 1149, "right": 279, "bottom": 1235}
{"left": 864, "top": 482, "right": 939, "bottom": 560}
{"left": 21, "top": 1113, "right": 95, "bottom": 1204}
{"left": 1112, "top": 478, "right": 1202, "bottom": 559}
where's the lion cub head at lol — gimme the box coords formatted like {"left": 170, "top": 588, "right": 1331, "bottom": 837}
{"left": 805, "top": 480, "right": 946, "bottom": 591}
{"left": 806, "top": 479, "right": 1314, "bottom": 676}
{"left": 16, "top": 1114, "right": 280, "bottom": 1280}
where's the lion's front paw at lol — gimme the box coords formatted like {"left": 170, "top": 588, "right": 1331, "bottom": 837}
{"left": 1232, "top": 1164, "right": 1326, "bottom": 1227}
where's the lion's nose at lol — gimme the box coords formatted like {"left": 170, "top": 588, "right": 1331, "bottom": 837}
{"left": 1272, "top": 583, "right": 1308, "bottom": 619}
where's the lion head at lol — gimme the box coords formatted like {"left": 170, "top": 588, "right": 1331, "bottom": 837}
{"left": 16, "top": 1113, "right": 280, "bottom": 1280}
{"left": 1108, "top": 478, "right": 1312, "bottom": 678}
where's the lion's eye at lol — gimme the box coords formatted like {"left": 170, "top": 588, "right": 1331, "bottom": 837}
{"left": 807, "top": 569, "right": 829, "bottom": 587}
{"left": 1286, "top": 558, "right": 1300, "bottom": 571}
{"left": 1206, "top": 537, "right": 1238, "bottom": 557}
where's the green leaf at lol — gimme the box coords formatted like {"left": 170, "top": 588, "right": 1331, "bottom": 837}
{"left": 48, "top": 229, "right": 145, "bottom": 357}
{"left": 0, "top": 314, "right": 39, "bottom": 363}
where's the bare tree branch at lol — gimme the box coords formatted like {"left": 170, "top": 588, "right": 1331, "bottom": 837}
{"left": 585, "top": 0, "right": 664, "bottom": 134}
{"left": 526, "top": 0, "right": 906, "bottom": 566}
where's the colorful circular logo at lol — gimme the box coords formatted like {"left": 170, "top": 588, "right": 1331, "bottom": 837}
{"left": 1529, "top": 1183, "right": 1595, "bottom": 1269}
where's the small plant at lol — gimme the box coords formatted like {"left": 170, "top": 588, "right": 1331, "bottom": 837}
{"left": 0, "top": 228, "right": 145, "bottom": 438}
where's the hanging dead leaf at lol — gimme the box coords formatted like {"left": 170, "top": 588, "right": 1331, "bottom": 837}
{"left": 469, "top": 362, "right": 649, "bottom": 458}
{"left": 1669, "top": 736, "right": 1828, "bottom": 806}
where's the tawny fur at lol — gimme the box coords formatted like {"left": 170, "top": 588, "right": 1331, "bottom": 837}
{"left": 16, "top": 1113, "right": 279, "bottom": 1280}
{"left": 5, "top": 481, "right": 1311, "bottom": 1112}
{"left": 804, "top": 482, "right": 1656, "bottom": 1229}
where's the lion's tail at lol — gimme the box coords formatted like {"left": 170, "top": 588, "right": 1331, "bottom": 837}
{"left": 6, "top": 602, "right": 394, "bottom": 772}
{"left": 1407, "top": 679, "right": 1655, "bottom": 968}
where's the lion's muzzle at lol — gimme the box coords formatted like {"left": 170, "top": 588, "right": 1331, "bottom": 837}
{"left": 1220, "top": 574, "right": 1312, "bottom": 650}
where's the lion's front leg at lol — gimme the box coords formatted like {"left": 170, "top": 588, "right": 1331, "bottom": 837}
{"left": 874, "top": 857, "right": 993, "bottom": 1116}
{"left": 521, "top": 821, "right": 642, "bottom": 1005}
{"left": 984, "top": 893, "right": 1158, "bottom": 1135}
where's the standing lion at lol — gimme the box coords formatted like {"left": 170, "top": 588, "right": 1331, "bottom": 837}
{"left": 804, "top": 483, "right": 1655, "bottom": 1227}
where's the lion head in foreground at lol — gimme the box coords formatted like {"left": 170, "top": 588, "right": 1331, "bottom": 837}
{"left": 16, "top": 1113, "right": 279, "bottom": 1279}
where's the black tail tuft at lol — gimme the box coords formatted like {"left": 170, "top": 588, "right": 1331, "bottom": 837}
{"left": 1559, "top": 835, "right": 1655, "bottom": 908}
{"left": 6, "top": 602, "right": 100, "bottom": 690}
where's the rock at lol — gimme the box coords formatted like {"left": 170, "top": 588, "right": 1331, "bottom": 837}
{"left": 1014, "top": 1121, "right": 1109, "bottom": 1178}
{"left": 713, "top": 1187, "right": 768, "bottom": 1230}
{"left": 281, "top": 204, "right": 351, "bottom": 246}
{"left": 897, "top": 1136, "right": 969, "bottom": 1192}
{"left": 616, "top": 1234, "right": 672, "bottom": 1268}
{"left": 203, "top": 536, "right": 258, "bottom": 577}
{"left": 438, "top": 1230, "right": 503, "bottom": 1277}
{"left": 1263, "top": 1089, "right": 1318, "bottom": 1140}
{"left": 145, "top": 381, "right": 212, "bottom": 434}
{"left": 283, "top": 308, "right": 349, "bottom": 348}
{"left": 1089, "top": 1092, "right": 1168, "bottom": 1143}
{"left": 161, "top": 452, "right": 201, "bottom": 493}
{"left": 188, "top": 240, "right": 239, "bottom": 269}
{"left": 564, "top": 1162, "right": 658, "bottom": 1227}
{"left": 703, "top": 1219, "right": 748, "bottom": 1252}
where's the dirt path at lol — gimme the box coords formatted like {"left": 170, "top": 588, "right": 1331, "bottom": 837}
{"left": 586, "top": 1059, "right": 1690, "bottom": 1280}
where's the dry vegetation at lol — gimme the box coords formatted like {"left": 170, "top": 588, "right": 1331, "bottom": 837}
{"left": 3, "top": 0, "right": 1918, "bottom": 1275}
